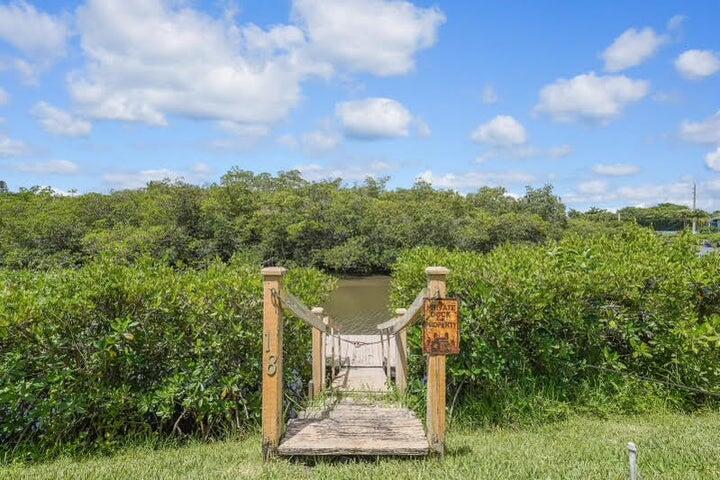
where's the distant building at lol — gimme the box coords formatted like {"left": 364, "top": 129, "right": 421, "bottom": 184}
{"left": 710, "top": 218, "right": 720, "bottom": 230}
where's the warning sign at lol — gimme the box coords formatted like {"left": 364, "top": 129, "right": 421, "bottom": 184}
{"left": 422, "top": 298, "right": 460, "bottom": 355}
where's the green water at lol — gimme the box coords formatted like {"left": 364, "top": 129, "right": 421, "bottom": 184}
{"left": 323, "top": 276, "right": 392, "bottom": 334}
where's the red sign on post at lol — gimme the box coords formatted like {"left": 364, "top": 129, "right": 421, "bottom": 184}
{"left": 422, "top": 298, "right": 460, "bottom": 355}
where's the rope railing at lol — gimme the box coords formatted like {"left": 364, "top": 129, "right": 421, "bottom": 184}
{"left": 375, "top": 287, "right": 427, "bottom": 334}
{"left": 277, "top": 289, "right": 327, "bottom": 332}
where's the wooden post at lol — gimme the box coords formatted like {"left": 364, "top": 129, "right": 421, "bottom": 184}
{"left": 386, "top": 332, "right": 392, "bottom": 382}
{"left": 394, "top": 308, "right": 408, "bottom": 393}
{"left": 322, "top": 316, "right": 330, "bottom": 388}
{"left": 310, "top": 307, "right": 324, "bottom": 399}
{"left": 261, "top": 266, "right": 286, "bottom": 460}
{"left": 330, "top": 326, "right": 336, "bottom": 377}
{"left": 425, "top": 266, "right": 449, "bottom": 455}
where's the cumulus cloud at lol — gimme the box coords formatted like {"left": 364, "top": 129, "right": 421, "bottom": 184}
{"left": 418, "top": 169, "right": 534, "bottom": 191}
{"left": 679, "top": 111, "right": 720, "bottom": 145}
{"left": 592, "top": 163, "right": 640, "bottom": 176}
{"left": 11, "top": 159, "right": 79, "bottom": 174}
{"left": 0, "top": 1, "right": 69, "bottom": 81}
{"left": 602, "top": 27, "right": 667, "bottom": 72}
{"left": 675, "top": 50, "right": 720, "bottom": 80}
{"left": 297, "top": 160, "right": 395, "bottom": 181}
{"left": 471, "top": 115, "right": 527, "bottom": 147}
{"left": 0, "top": 134, "right": 27, "bottom": 156}
{"left": 292, "top": 0, "right": 445, "bottom": 76}
{"left": 65, "top": 1, "right": 443, "bottom": 134}
{"left": 535, "top": 72, "right": 649, "bottom": 123}
{"left": 706, "top": 147, "right": 720, "bottom": 172}
{"left": 70, "top": 0, "right": 331, "bottom": 128}
{"left": 103, "top": 163, "right": 214, "bottom": 189}
{"left": 31, "top": 102, "right": 92, "bottom": 137}
{"left": 336, "top": 97, "right": 415, "bottom": 139}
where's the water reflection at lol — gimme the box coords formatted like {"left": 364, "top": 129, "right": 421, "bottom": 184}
{"left": 324, "top": 276, "right": 392, "bottom": 334}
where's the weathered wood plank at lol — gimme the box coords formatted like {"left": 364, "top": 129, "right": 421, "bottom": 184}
{"left": 278, "top": 399, "right": 429, "bottom": 456}
{"left": 261, "top": 267, "right": 286, "bottom": 460}
{"left": 332, "top": 366, "right": 387, "bottom": 391}
{"left": 425, "top": 266, "right": 449, "bottom": 455}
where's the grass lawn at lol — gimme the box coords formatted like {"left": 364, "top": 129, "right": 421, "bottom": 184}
{"left": 3, "top": 412, "right": 719, "bottom": 479}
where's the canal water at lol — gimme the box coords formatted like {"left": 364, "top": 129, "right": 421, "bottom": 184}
{"left": 323, "top": 276, "right": 392, "bottom": 334}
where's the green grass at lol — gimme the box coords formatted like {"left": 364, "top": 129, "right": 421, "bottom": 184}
{"left": 3, "top": 412, "right": 720, "bottom": 479}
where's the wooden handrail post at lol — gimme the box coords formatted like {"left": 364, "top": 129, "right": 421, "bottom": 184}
{"left": 394, "top": 308, "right": 408, "bottom": 393}
{"left": 322, "top": 316, "right": 330, "bottom": 389}
{"left": 261, "top": 266, "right": 286, "bottom": 460}
{"left": 425, "top": 266, "right": 449, "bottom": 455}
{"left": 310, "top": 307, "right": 324, "bottom": 399}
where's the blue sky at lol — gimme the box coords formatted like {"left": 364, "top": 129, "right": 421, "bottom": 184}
{"left": 0, "top": 0, "right": 719, "bottom": 211}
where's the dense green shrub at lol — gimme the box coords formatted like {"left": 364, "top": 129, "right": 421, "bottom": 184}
{"left": 391, "top": 226, "right": 720, "bottom": 424}
{"left": 0, "top": 171, "right": 566, "bottom": 273}
{"left": 0, "top": 258, "right": 334, "bottom": 454}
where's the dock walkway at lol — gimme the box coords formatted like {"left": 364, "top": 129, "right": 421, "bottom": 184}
{"left": 278, "top": 333, "right": 429, "bottom": 456}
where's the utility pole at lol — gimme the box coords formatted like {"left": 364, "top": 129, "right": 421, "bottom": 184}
{"left": 692, "top": 182, "right": 697, "bottom": 234}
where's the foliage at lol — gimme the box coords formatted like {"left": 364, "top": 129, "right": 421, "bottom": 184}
{"left": 0, "top": 258, "right": 334, "bottom": 456}
{"left": 391, "top": 226, "right": 720, "bottom": 424}
{"left": 3, "top": 412, "right": 720, "bottom": 478}
{"left": 0, "top": 171, "right": 566, "bottom": 273}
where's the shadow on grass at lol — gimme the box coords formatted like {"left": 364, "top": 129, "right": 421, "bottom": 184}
{"left": 281, "top": 444, "right": 472, "bottom": 467}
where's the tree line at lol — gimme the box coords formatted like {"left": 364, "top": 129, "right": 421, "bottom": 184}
{"left": 0, "top": 168, "right": 713, "bottom": 273}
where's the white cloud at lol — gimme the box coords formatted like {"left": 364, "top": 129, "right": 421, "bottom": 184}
{"left": 562, "top": 176, "right": 720, "bottom": 210}
{"left": 297, "top": 160, "right": 394, "bottom": 181}
{"left": 336, "top": 98, "right": 414, "bottom": 139}
{"left": 418, "top": 169, "right": 535, "bottom": 191}
{"left": 667, "top": 15, "right": 686, "bottom": 32}
{"left": 0, "top": 1, "right": 68, "bottom": 81}
{"left": 292, "top": 0, "right": 445, "bottom": 76}
{"left": 217, "top": 121, "right": 271, "bottom": 141}
{"left": 31, "top": 102, "right": 92, "bottom": 137}
{"left": 679, "top": 111, "right": 720, "bottom": 145}
{"left": 566, "top": 176, "right": 720, "bottom": 211}
{"left": 577, "top": 180, "right": 608, "bottom": 195}
{"left": 602, "top": 27, "right": 666, "bottom": 72}
{"left": 0, "top": 88, "right": 8, "bottom": 105}
{"left": 415, "top": 118, "right": 431, "bottom": 138}
{"left": 675, "top": 50, "right": 720, "bottom": 80}
{"left": 471, "top": 115, "right": 527, "bottom": 147}
{"left": 548, "top": 145, "right": 573, "bottom": 158}
{"left": 300, "top": 130, "right": 341, "bottom": 154}
{"left": 481, "top": 84, "right": 498, "bottom": 104}
{"left": 276, "top": 134, "right": 298, "bottom": 149}
{"left": 0, "top": 1, "right": 67, "bottom": 57}
{"left": 706, "top": 147, "right": 720, "bottom": 172}
{"left": 0, "top": 134, "right": 26, "bottom": 156}
{"left": 535, "top": 72, "right": 649, "bottom": 123}
{"left": 592, "top": 163, "right": 640, "bottom": 176}
{"left": 70, "top": 0, "right": 330, "bottom": 129}
{"left": 103, "top": 163, "right": 213, "bottom": 189}
{"left": 11, "top": 159, "right": 79, "bottom": 174}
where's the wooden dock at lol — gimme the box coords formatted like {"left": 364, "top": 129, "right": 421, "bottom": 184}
{"left": 278, "top": 397, "right": 429, "bottom": 456}
{"left": 262, "top": 266, "right": 451, "bottom": 459}
{"left": 277, "top": 333, "right": 428, "bottom": 457}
